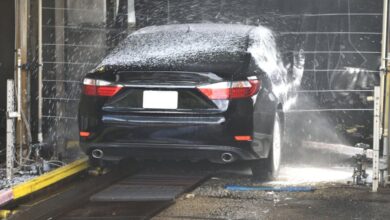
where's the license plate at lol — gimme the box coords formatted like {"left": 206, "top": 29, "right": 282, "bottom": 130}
{"left": 143, "top": 90, "right": 178, "bottom": 109}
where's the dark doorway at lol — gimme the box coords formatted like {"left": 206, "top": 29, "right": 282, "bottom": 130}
{"left": 0, "top": 0, "right": 15, "bottom": 153}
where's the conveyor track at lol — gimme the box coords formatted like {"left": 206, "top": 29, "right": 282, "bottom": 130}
{"left": 7, "top": 166, "right": 207, "bottom": 220}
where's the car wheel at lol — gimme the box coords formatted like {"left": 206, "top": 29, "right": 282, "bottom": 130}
{"left": 251, "top": 113, "right": 282, "bottom": 180}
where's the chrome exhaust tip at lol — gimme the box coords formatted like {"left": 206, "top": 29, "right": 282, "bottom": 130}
{"left": 91, "top": 149, "right": 104, "bottom": 159}
{"left": 221, "top": 152, "right": 234, "bottom": 163}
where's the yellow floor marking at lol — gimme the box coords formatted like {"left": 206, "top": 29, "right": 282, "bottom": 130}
{"left": 12, "top": 157, "right": 89, "bottom": 199}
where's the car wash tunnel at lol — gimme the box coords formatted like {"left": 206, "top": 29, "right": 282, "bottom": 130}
{"left": 1, "top": 0, "right": 390, "bottom": 219}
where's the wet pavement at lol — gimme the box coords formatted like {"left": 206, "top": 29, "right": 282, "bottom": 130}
{"left": 3, "top": 144, "right": 389, "bottom": 220}
{"left": 154, "top": 165, "right": 390, "bottom": 220}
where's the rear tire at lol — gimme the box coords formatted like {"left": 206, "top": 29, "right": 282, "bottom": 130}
{"left": 251, "top": 113, "right": 282, "bottom": 180}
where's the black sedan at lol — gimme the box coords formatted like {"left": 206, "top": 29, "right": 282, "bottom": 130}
{"left": 79, "top": 24, "right": 288, "bottom": 179}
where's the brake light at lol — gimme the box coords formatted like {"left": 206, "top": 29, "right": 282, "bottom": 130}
{"left": 197, "top": 78, "right": 261, "bottom": 100}
{"left": 83, "top": 78, "right": 123, "bottom": 97}
{"left": 80, "top": 131, "right": 90, "bottom": 137}
{"left": 234, "top": 136, "right": 253, "bottom": 141}
{"left": 197, "top": 82, "right": 231, "bottom": 99}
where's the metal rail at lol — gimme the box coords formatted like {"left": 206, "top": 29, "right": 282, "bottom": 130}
{"left": 5, "top": 164, "right": 207, "bottom": 220}
{"left": 286, "top": 109, "right": 373, "bottom": 113}
{"left": 7, "top": 168, "right": 128, "bottom": 220}
{"left": 0, "top": 158, "right": 89, "bottom": 207}
{"left": 12, "top": 158, "right": 88, "bottom": 199}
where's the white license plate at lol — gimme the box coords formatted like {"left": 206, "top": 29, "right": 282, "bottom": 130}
{"left": 143, "top": 90, "right": 178, "bottom": 109}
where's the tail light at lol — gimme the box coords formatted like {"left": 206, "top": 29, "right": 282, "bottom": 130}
{"left": 83, "top": 78, "right": 123, "bottom": 97}
{"left": 79, "top": 131, "right": 91, "bottom": 137}
{"left": 197, "top": 77, "right": 261, "bottom": 100}
{"left": 234, "top": 135, "right": 253, "bottom": 141}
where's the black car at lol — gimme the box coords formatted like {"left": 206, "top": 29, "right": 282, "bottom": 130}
{"left": 79, "top": 24, "right": 288, "bottom": 179}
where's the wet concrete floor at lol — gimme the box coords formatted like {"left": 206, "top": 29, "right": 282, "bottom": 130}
{"left": 153, "top": 165, "right": 390, "bottom": 220}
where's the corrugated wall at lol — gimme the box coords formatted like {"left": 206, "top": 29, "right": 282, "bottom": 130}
{"left": 40, "top": 0, "right": 383, "bottom": 153}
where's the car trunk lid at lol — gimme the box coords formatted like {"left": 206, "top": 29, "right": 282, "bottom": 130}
{"left": 102, "top": 71, "right": 231, "bottom": 114}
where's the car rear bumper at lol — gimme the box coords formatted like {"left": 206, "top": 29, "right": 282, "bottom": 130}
{"left": 81, "top": 142, "right": 261, "bottom": 163}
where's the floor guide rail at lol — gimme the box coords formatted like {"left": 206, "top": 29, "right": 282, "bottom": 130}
{"left": 0, "top": 158, "right": 89, "bottom": 208}
{"left": 6, "top": 165, "right": 208, "bottom": 220}
{"left": 7, "top": 169, "right": 129, "bottom": 220}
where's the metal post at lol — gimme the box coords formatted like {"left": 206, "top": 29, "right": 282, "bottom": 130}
{"left": 38, "top": 0, "right": 43, "bottom": 143}
{"left": 386, "top": 0, "right": 390, "bottom": 186}
{"left": 16, "top": 49, "right": 21, "bottom": 121}
{"left": 385, "top": 75, "right": 390, "bottom": 186}
{"left": 14, "top": 0, "right": 29, "bottom": 168}
{"left": 16, "top": 48, "right": 23, "bottom": 166}
{"left": 6, "top": 80, "right": 16, "bottom": 180}
{"left": 373, "top": 86, "right": 381, "bottom": 192}
{"left": 381, "top": 0, "right": 390, "bottom": 186}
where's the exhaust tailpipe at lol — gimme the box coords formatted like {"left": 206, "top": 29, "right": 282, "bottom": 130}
{"left": 221, "top": 152, "right": 234, "bottom": 163}
{"left": 92, "top": 149, "right": 104, "bottom": 159}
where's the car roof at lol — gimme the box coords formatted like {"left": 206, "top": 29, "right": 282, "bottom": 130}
{"left": 98, "top": 23, "right": 275, "bottom": 75}
{"left": 133, "top": 23, "right": 255, "bottom": 36}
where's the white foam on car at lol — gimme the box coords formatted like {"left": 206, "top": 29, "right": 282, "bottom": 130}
{"left": 100, "top": 24, "right": 250, "bottom": 68}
